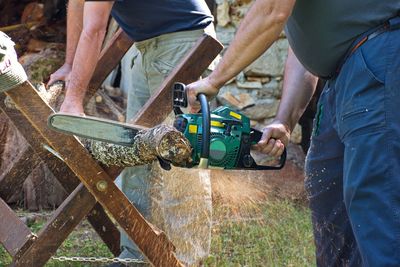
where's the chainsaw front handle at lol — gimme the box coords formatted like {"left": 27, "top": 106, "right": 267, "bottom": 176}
{"left": 197, "top": 93, "right": 210, "bottom": 166}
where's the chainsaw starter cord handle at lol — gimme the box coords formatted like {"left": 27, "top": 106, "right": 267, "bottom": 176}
{"left": 197, "top": 93, "right": 210, "bottom": 168}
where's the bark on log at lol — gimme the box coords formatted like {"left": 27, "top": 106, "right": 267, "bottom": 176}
{"left": 86, "top": 125, "right": 193, "bottom": 168}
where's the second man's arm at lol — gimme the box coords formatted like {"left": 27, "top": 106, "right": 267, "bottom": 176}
{"left": 60, "top": 1, "right": 113, "bottom": 114}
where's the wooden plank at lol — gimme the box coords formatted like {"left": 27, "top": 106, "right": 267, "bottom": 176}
{"left": 0, "top": 147, "right": 41, "bottom": 201}
{"left": 0, "top": 198, "right": 36, "bottom": 257}
{"left": 12, "top": 184, "right": 96, "bottom": 266}
{"left": 132, "top": 34, "right": 223, "bottom": 127}
{"left": 85, "top": 28, "right": 133, "bottom": 101}
{"left": 0, "top": 95, "right": 121, "bottom": 256}
{"left": 5, "top": 82, "right": 183, "bottom": 267}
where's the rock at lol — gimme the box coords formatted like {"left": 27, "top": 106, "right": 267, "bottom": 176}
{"left": 229, "top": 1, "right": 253, "bottom": 27}
{"left": 236, "top": 80, "right": 262, "bottom": 89}
{"left": 246, "top": 76, "right": 271, "bottom": 84}
{"left": 241, "top": 98, "right": 280, "bottom": 120}
{"left": 257, "top": 78, "right": 282, "bottom": 99}
{"left": 244, "top": 39, "right": 289, "bottom": 77}
{"left": 215, "top": 25, "right": 236, "bottom": 46}
{"left": 218, "top": 91, "right": 255, "bottom": 110}
{"left": 216, "top": 0, "right": 230, "bottom": 27}
{"left": 218, "top": 83, "right": 242, "bottom": 98}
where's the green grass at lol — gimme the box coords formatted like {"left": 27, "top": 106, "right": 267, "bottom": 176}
{"left": 205, "top": 200, "right": 315, "bottom": 267}
{"left": 0, "top": 199, "right": 315, "bottom": 266}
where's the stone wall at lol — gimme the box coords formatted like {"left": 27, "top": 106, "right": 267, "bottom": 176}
{"left": 213, "top": 0, "right": 302, "bottom": 144}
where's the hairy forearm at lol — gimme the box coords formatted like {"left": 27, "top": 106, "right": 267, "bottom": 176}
{"left": 208, "top": 0, "right": 295, "bottom": 88}
{"left": 276, "top": 47, "right": 318, "bottom": 131}
{"left": 65, "top": 2, "right": 112, "bottom": 107}
{"left": 65, "top": 0, "right": 84, "bottom": 66}
{"left": 66, "top": 29, "right": 106, "bottom": 105}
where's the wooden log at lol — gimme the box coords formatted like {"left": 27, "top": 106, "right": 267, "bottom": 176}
{"left": 6, "top": 81, "right": 183, "bottom": 267}
{"left": 132, "top": 34, "right": 223, "bottom": 127}
{"left": 86, "top": 125, "right": 192, "bottom": 167}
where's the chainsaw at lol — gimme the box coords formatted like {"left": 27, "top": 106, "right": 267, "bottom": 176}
{"left": 47, "top": 82, "right": 286, "bottom": 170}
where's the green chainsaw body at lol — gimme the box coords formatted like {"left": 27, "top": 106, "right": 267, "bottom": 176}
{"left": 174, "top": 106, "right": 257, "bottom": 169}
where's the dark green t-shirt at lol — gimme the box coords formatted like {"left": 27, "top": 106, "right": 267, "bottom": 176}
{"left": 285, "top": 1, "right": 400, "bottom": 78}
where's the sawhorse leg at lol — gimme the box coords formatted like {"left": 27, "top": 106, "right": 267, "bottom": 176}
{"left": 0, "top": 29, "right": 133, "bottom": 266}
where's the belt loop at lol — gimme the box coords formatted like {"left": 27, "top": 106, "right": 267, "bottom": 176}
{"left": 389, "top": 16, "right": 400, "bottom": 30}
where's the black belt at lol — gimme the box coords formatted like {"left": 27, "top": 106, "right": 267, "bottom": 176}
{"left": 334, "top": 15, "right": 400, "bottom": 77}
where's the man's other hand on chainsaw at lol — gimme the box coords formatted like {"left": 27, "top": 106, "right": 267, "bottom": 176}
{"left": 253, "top": 120, "right": 290, "bottom": 157}
{"left": 187, "top": 77, "right": 220, "bottom": 112}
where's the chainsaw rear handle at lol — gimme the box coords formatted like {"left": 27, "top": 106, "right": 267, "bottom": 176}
{"left": 173, "top": 82, "right": 210, "bottom": 168}
{"left": 249, "top": 128, "right": 286, "bottom": 170}
{"left": 253, "top": 148, "right": 286, "bottom": 170}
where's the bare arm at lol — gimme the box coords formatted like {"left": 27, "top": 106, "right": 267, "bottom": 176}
{"left": 187, "top": 0, "right": 296, "bottom": 109}
{"left": 209, "top": 0, "right": 296, "bottom": 88}
{"left": 61, "top": 1, "right": 113, "bottom": 114}
{"left": 254, "top": 47, "right": 318, "bottom": 156}
{"left": 276, "top": 46, "right": 318, "bottom": 132}
{"left": 48, "top": 0, "right": 84, "bottom": 86}
{"left": 65, "top": 0, "right": 84, "bottom": 66}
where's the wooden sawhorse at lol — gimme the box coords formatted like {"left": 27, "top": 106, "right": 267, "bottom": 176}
{"left": 0, "top": 29, "right": 222, "bottom": 266}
